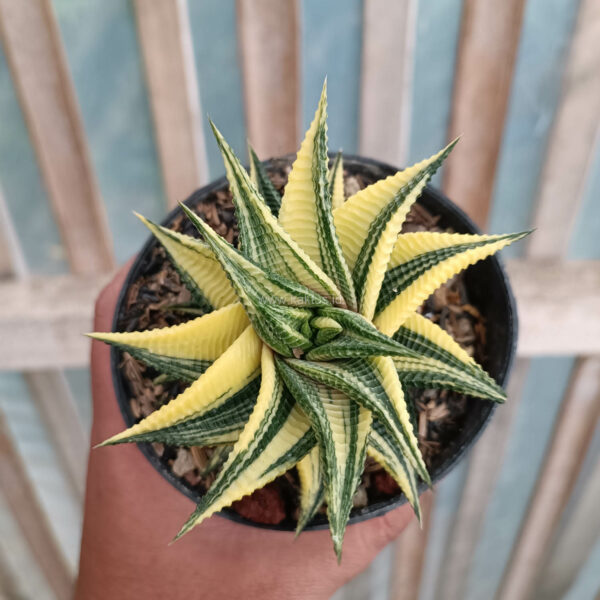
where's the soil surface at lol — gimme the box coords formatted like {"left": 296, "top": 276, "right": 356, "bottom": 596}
{"left": 115, "top": 158, "right": 488, "bottom": 526}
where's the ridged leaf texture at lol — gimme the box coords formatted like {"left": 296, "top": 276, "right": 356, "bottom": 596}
{"left": 93, "top": 81, "right": 527, "bottom": 558}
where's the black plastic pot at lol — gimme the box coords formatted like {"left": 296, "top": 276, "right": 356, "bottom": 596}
{"left": 110, "top": 154, "right": 518, "bottom": 530}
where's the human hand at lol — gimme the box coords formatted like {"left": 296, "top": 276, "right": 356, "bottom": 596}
{"left": 75, "top": 262, "right": 414, "bottom": 600}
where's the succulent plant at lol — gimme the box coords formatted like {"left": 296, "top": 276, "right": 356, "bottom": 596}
{"left": 91, "top": 82, "right": 527, "bottom": 559}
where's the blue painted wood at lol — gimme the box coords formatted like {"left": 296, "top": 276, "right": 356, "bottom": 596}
{"left": 487, "top": 0, "right": 581, "bottom": 249}
{"left": 568, "top": 137, "right": 600, "bottom": 259}
{"left": 465, "top": 357, "right": 576, "bottom": 600}
{"left": 564, "top": 536, "right": 600, "bottom": 600}
{"left": 369, "top": 542, "right": 393, "bottom": 600}
{"left": 187, "top": 0, "right": 247, "bottom": 178}
{"left": 0, "top": 48, "right": 68, "bottom": 275}
{"left": 301, "top": 0, "right": 363, "bottom": 155}
{"left": 408, "top": 0, "right": 463, "bottom": 186}
{"left": 64, "top": 368, "right": 93, "bottom": 434}
{"left": 419, "top": 461, "right": 469, "bottom": 600}
{"left": 0, "top": 373, "right": 82, "bottom": 572}
{"left": 53, "top": 0, "right": 167, "bottom": 263}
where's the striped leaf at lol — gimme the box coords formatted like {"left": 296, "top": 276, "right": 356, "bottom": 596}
{"left": 248, "top": 144, "right": 282, "bottom": 216}
{"left": 209, "top": 121, "right": 343, "bottom": 303}
{"left": 305, "top": 306, "right": 416, "bottom": 361}
{"left": 393, "top": 313, "right": 505, "bottom": 402}
{"left": 136, "top": 213, "right": 236, "bottom": 310}
{"left": 99, "top": 326, "right": 262, "bottom": 446}
{"left": 175, "top": 345, "right": 316, "bottom": 540}
{"left": 284, "top": 357, "right": 429, "bottom": 484}
{"left": 277, "top": 358, "right": 371, "bottom": 559}
{"left": 334, "top": 142, "right": 456, "bottom": 320}
{"left": 88, "top": 303, "right": 249, "bottom": 382}
{"left": 100, "top": 377, "right": 259, "bottom": 447}
{"left": 278, "top": 82, "right": 356, "bottom": 309}
{"left": 181, "top": 204, "right": 329, "bottom": 357}
{"left": 368, "top": 420, "right": 421, "bottom": 520}
{"left": 295, "top": 447, "right": 325, "bottom": 534}
{"left": 328, "top": 152, "right": 345, "bottom": 210}
{"left": 375, "top": 231, "right": 530, "bottom": 336}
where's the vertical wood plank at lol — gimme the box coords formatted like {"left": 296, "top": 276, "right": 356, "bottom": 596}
{"left": 390, "top": 493, "right": 433, "bottom": 600}
{"left": 528, "top": 0, "right": 600, "bottom": 258}
{"left": 0, "top": 0, "right": 114, "bottom": 274}
{"left": 0, "top": 185, "right": 26, "bottom": 279}
{"left": 497, "top": 357, "right": 600, "bottom": 600}
{"left": 435, "top": 359, "right": 529, "bottom": 600}
{"left": 133, "top": 0, "right": 209, "bottom": 209}
{"left": 24, "top": 370, "right": 88, "bottom": 501}
{"left": 236, "top": 0, "right": 300, "bottom": 157}
{"left": 359, "top": 0, "right": 417, "bottom": 166}
{"left": 443, "top": 0, "right": 526, "bottom": 228}
{"left": 0, "top": 411, "right": 73, "bottom": 600}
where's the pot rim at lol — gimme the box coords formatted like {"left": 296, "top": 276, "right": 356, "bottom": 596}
{"left": 110, "top": 152, "right": 518, "bottom": 531}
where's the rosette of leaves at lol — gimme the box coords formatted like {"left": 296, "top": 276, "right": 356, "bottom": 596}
{"left": 92, "top": 82, "right": 527, "bottom": 560}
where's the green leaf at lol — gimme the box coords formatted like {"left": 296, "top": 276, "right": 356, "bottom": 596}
{"left": 277, "top": 358, "right": 371, "bottom": 560}
{"left": 284, "top": 357, "right": 429, "bottom": 484}
{"left": 180, "top": 203, "right": 329, "bottom": 357}
{"left": 209, "top": 121, "right": 343, "bottom": 303}
{"left": 248, "top": 143, "right": 282, "bottom": 216}
{"left": 278, "top": 81, "right": 357, "bottom": 309}
{"left": 368, "top": 420, "right": 421, "bottom": 521}
{"left": 174, "top": 346, "right": 315, "bottom": 540}
{"left": 328, "top": 151, "right": 345, "bottom": 210}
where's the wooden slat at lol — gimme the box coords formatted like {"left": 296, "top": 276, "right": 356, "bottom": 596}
{"left": 134, "top": 0, "right": 209, "bottom": 209}
{"left": 508, "top": 259, "right": 600, "bottom": 356}
{"left": 359, "top": 0, "right": 417, "bottom": 166}
{"left": 24, "top": 371, "right": 88, "bottom": 501}
{"left": 390, "top": 493, "right": 433, "bottom": 600}
{"left": 236, "top": 0, "right": 300, "bottom": 157}
{"left": 0, "top": 185, "right": 26, "bottom": 279}
{"left": 443, "top": 0, "right": 527, "bottom": 228}
{"left": 538, "top": 453, "right": 600, "bottom": 599}
{"left": 528, "top": 0, "right": 600, "bottom": 259}
{"left": 497, "top": 357, "right": 600, "bottom": 600}
{"left": 0, "top": 260, "right": 597, "bottom": 370}
{"left": 0, "top": 411, "right": 73, "bottom": 599}
{"left": 435, "top": 359, "right": 529, "bottom": 600}
{"left": 0, "top": 0, "right": 114, "bottom": 275}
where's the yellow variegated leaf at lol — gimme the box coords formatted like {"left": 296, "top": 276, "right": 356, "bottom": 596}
{"left": 175, "top": 345, "right": 315, "bottom": 538}
{"left": 328, "top": 152, "right": 345, "bottom": 210}
{"left": 375, "top": 231, "right": 529, "bottom": 336}
{"left": 136, "top": 213, "right": 237, "bottom": 310}
{"left": 99, "top": 326, "right": 262, "bottom": 445}
{"left": 295, "top": 446, "right": 325, "bottom": 534}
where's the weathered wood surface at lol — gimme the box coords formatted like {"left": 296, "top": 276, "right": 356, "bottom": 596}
{"left": 0, "top": 0, "right": 114, "bottom": 274}
{"left": 443, "top": 0, "right": 527, "bottom": 228}
{"left": 133, "top": 0, "right": 208, "bottom": 209}
{"left": 0, "top": 260, "right": 596, "bottom": 370}
{"left": 236, "top": 0, "right": 300, "bottom": 157}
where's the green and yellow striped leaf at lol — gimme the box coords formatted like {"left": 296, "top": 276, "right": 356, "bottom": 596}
{"left": 89, "top": 303, "right": 249, "bottom": 382}
{"left": 368, "top": 420, "right": 421, "bottom": 521}
{"left": 295, "top": 447, "right": 325, "bottom": 535}
{"left": 305, "top": 306, "right": 416, "bottom": 361}
{"left": 181, "top": 203, "right": 329, "bottom": 357}
{"left": 175, "top": 345, "right": 315, "bottom": 540}
{"left": 278, "top": 82, "right": 356, "bottom": 309}
{"left": 334, "top": 142, "right": 456, "bottom": 320}
{"left": 209, "top": 122, "right": 343, "bottom": 303}
{"left": 248, "top": 144, "right": 282, "bottom": 216}
{"left": 393, "top": 313, "right": 505, "bottom": 402}
{"left": 99, "top": 326, "right": 262, "bottom": 445}
{"left": 328, "top": 152, "right": 345, "bottom": 210}
{"left": 277, "top": 359, "right": 371, "bottom": 559}
{"left": 101, "top": 377, "right": 258, "bottom": 447}
{"left": 375, "top": 231, "right": 529, "bottom": 336}
{"left": 136, "top": 213, "right": 236, "bottom": 310}
{"left": 284, "top": 357, "right": 429, "bottom": 484}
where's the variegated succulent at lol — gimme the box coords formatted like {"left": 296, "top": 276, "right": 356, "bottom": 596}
{"left": 92, "top": 82, "right": 526, "bottom": 559}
